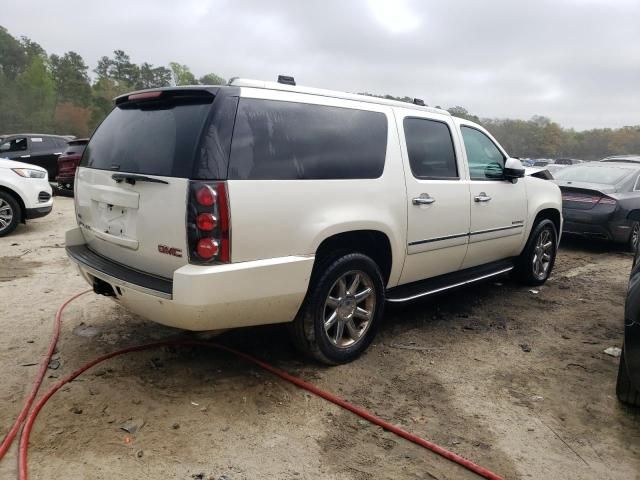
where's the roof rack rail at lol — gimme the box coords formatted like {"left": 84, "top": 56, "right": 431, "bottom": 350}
{"left": 413, "top": 98, "right": 426, "bottom": 106}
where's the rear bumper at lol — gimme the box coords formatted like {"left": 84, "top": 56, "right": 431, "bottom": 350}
{"left": 65, "top": 228, "right": 314, "bottom": 331}
{"left": 562, "top": 208, "right": 631, "bottom": 243}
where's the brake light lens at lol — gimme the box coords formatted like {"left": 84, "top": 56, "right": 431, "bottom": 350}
{"left": 196, "top": 185, "right": 217, "bottom": 206}
{"left": 128, "top": 91, "right": 162, "bottom": 101}
{"left": 598, "top": 196, "right": 617, "bottom": 205}
{"left": 188, "top": 181, "right": 230, "bottom": 264}
{"left": 196, "top": 238, "right": 219, "bottom": 259}
{"left": 196, "top": 213, "right": 217, "bottom": 231}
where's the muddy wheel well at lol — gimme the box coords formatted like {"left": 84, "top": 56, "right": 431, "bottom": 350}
{"left": 314, "top": 230, "right": 392, "bottom": 284}
{"left": 534, "top": 208, "right": 561, "bottom": 237}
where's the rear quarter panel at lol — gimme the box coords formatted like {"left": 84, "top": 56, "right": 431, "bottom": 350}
{"left": 227, "top": 88, "right": 407, "bottom": 287}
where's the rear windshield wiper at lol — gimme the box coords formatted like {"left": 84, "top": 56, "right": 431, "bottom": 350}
{"left": 111, "top": 173, "right": 169, "bottom": 185}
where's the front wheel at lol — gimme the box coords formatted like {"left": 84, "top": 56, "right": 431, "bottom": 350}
{"left": 513, "top": 219, "right": 558, "bottom": 286}
{"left": 617, "top": 347, "right": 640, "bottom": 407}
{"left": 289, "top": 253, "right": 385, "bottom": 365}
{"left": 0, "top": 191, "right": 20, "bottom": 237}
{"left": 628, "top": 221, "right": 640, "bottom": 253}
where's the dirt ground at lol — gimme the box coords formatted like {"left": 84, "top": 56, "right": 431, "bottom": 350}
{"left": 1, "top": 196, "right": 639, "bottom": 480}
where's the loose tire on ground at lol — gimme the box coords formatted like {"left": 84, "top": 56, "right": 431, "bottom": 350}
{"left": 513, "top": 219, "right": 558, "bottom": 286}
{"left": 0, "top": 191, "right": 21, "bottom": 237}
{"left": 289, "top": 252, "right": 385, "bottom": 365}
{"left": 617, "top": 347, "right": 640, "bottom": 407}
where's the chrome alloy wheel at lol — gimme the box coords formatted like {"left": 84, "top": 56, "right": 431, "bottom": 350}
{"left": 0, "top": 199, "right": 14, "bottom": 233}
{"left": 532, "top": 228, "right": 554, "bottom": 280}
{"left": 323, "top": 270, "right": 376, "bottom": 349}
{"left": 631, "top": 222, "right": 640, "bottom": 251}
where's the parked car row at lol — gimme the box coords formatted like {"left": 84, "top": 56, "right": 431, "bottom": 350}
{"left": 553, "top": 161, "right": 640, "bottom": 251}
{"left": 0, "top": 133, "right": 72, "bottom": 180}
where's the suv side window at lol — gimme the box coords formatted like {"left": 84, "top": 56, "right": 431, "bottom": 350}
{"left": 403, "top": 117, "right": 458, "bottom": 179}
{"left": 0, "top": 137, "right": 28, "bottom": 153}
{"left": 229, "top": 98, "right": 388, "bottom": 180}
{"left": 461, "top": 126, "right": 505, "bottom": 180}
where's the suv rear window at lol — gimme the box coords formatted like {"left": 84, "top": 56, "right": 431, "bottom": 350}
{"left": 82, "top": 96, "right": 214, "bottom": 178}
{"left": 229, "top": 99, "right": 388, "bottom": 180}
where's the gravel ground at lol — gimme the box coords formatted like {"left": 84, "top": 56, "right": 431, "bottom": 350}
{"left": 1, "top": 196, "right": 639, "bottom": 480}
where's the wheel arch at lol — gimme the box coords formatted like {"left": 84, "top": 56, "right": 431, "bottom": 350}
{"left": 0, "top": 185, "right": 26, "bottom": 223}
{"left": 533, "top": 208, "right": 561, "bottom": 239}
{"left": 313, "top": 230, "right": 394, "bottom": 286}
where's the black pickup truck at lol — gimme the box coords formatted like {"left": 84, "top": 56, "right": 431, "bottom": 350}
{"left": 0, "top": 133, "right": 72, "bottom": 180}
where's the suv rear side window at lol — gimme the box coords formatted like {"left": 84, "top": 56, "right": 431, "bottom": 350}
{"left": 404, "top": 118, "right": 458, "bottom": 179}
{"left": 461, "top": 126, "right": 505, "bottom": 180}
{"left": 82, "top": 97, "right": 213, "bottom": 178}
{"left": 229, "top": 99, "right": 387, "bottom": 180}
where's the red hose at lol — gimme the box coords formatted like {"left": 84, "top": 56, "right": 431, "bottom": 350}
{"left": 0, "top": 290, "right": 90, "bottom": 460}
{"left": 7, "top": 292, "right": 505, "bottom": 480}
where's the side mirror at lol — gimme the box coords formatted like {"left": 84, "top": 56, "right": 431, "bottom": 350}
{"left": 504, "top": 157, "right": 525, "bottom": 182}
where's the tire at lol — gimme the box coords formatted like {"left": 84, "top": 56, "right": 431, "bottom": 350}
{"left": 0, "top": 191, "right": 21, "bottom": 237}
{"left": 289, "top": 252, "right": 385, "bottom": 365}
{"left": 513, "top": 219, "right": 558, "bottom": 286}
{"left": 628, "top": 221, "right": 640, "bottom": 253}
{"left": 616, "top": 347, "right": 640, "bottom": 407}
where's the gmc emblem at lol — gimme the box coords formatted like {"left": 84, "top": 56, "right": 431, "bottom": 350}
{"left": 158, "top": 245, "right": 183, "bottom": 258}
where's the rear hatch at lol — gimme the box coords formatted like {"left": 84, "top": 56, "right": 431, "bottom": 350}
{"left": 75, "top": 88, "right": 233, "bottom": 279}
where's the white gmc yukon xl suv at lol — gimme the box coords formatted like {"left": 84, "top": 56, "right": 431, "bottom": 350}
{"left": 66, "top": 77, "right": 562, "bottom": 364}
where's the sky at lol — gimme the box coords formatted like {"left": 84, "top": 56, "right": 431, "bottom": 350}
{"left": 2, "top": 0, "right": 639, "bottom": 130}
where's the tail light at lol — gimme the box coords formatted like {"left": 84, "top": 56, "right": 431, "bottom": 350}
{"left": 187, "top": 181, "right": 230, "bottom": 264}
{"left": 598, "top": 196, "right": 617, "bottom": 206}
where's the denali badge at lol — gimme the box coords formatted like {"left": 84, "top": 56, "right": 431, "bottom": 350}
{"left": 158, "top": 245, "right": 183, "bottom": 258}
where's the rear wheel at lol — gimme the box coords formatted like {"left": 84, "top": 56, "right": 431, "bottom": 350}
{"left": 628, "top": 221, "right": 640, "bottom": 253}
{"left": 616, "top": 347, "right": 640, "bottom": 407}
{"left": 513, "top": 219, "right": 558, "bottom": 286}
{"left": 0, "top": 191, "right": 20, "bottom": 237}
{"left": 289, "top": 252, "right": 385, "bottom": 365}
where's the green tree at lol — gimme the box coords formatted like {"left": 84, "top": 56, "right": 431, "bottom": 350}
{"left": 447, "top": 106, "right": 481, "bottom": 123}
{"left": 14, "top": 55, "right": 56, "bottom": 131}
{"left": 50, "top": 51, "right": 91, "bottom": 107}
{"left": 0, "top": 26, "right": 27, "bottom": 79}
{"left": 199, "top": 72, "right": 226, "bottom": 85}
{"left": 169, "top": 62, "right": 197, "bottom": 85}
{"left": 137, "top": 63, "right": 172, "bottom": 89}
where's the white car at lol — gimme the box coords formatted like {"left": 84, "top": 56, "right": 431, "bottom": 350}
{"left": 0, "top": 158, "right": 53, "bottom": 236}
{"left": 66, "top": 77, "right": 562, "bottom": 364}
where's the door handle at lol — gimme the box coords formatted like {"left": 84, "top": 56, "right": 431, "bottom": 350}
{"left": 412, "top": 194, "right": 436, "bottom": 205}
{"left": 474, "top": 192, "right": 492, "bottom": 202}
{"left": 20, "top": 154, "right": 31, "bottom": 158}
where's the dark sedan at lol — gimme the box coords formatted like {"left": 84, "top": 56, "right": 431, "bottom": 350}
{"left": 554, "top": 162, "right": 640, "bottom": 251}
{"left": 618, "top": 232, "right": 640, "bottom": 406}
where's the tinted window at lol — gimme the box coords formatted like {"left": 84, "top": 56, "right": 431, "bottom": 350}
{"left": 82, "top": 97, "right": 213, "bottom": 177}
{"left": 461, "top": 126, "right": 505, "bottom": 180}
{"left": 404, "top": 118, "right": 457, "bottom": 179}
{"left": 229, "top": 99, "right": 387, "bottom": 180}
{"left": 0, "top": 137, "right": 27, "bottom": 153}
{"left": 553, "top": 165, "right": 633, "bottom": 185}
